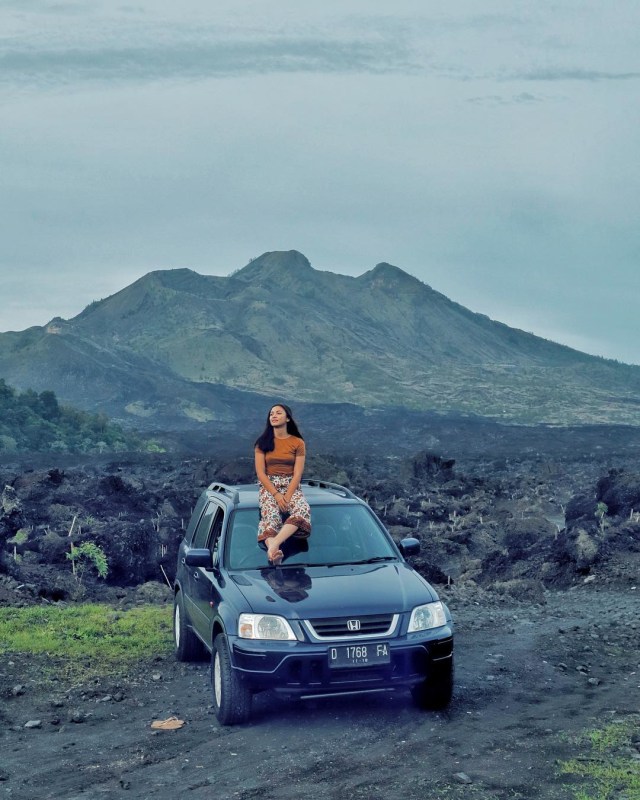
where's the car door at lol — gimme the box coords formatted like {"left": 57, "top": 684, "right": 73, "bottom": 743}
{"left": 189, "top": 503, "right": 224, "bottom": 642}
{"left": 184, "top": 501, "right": 217, "bottom": 629}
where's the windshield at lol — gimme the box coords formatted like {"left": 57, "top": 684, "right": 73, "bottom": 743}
{"left": 225, "top": 503, "right": 398, "bottom": 570}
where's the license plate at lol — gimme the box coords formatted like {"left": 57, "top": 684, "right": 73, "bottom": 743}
{"left": 328, "top": 642, "right": 390, "bottom": 668}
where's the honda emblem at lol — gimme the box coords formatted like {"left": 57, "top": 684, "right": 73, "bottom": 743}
{"left": 347, "top": 619, "right": 361, "bottom": 632}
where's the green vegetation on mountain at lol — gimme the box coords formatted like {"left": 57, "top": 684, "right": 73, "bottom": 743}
{"left": 0, "top": 379, "right": 152, "bottom": 453}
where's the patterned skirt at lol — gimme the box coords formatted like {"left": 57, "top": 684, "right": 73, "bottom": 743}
{"left": 257, "top": 475, "right": 312, "bottom": 542}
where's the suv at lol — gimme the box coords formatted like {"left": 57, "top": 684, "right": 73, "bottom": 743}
{"left": 173, "top": 480, "right": 454, "bottom": 725}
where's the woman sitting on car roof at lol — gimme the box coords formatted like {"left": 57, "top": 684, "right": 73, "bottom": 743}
{"left": 254, "top": 403, "right": 311, "bottom": 565}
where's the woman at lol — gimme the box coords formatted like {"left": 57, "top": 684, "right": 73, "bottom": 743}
{"left": 254, "top": 403, "right": 311, "bottom": 565}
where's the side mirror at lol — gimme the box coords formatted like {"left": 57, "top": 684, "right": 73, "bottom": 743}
{"left": 399, "top": 537, "right": 420, "bottom": 557}
{"left": 185, "top": 548, "right": 214, "bottom": 570}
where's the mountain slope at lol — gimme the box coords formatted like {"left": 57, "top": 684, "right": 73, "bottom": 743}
{"left": 1, "top": 250, "right": 639, "bottom": 427}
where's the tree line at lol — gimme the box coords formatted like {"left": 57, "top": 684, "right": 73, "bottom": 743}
{"left": 0, "top": 379, "right": 151, "bottom": 453}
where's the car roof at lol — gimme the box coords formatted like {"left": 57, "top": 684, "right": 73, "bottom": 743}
{"left": 205, "top": 480, "right": 363, "bottom": 509}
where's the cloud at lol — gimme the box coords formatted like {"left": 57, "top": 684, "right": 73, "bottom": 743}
{"left": 467, "top": 91, "right": 550, "bottom": 106}
{"left": 4, "top": 4, "right": 640, "bottom": 91}
{"left": 0, "top": 16, "right": 422, "bottom": 89}
{"left": 0, "top": 41, "right": 420, "bottom": 89}
{"left": 509, "top": 68, "right": 640, "bottom": 82}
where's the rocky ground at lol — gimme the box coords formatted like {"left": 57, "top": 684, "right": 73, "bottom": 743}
{"left": 1, "top": 583, "right": 638, "bottom": 800}
{"left": 1, "top": 445, "right": 639, "bottom": 604}
{"left": 1, "top": 434, "right": 640, "bottom": 799}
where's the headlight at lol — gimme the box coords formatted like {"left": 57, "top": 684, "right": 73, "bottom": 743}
{"left": 408, "top": 601, "right": 446, "bottom": 632}
{"left": 238, "top": 613, "right": 296, "bottom": 641}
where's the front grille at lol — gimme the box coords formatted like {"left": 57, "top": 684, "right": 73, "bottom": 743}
{"left": 306, "top": 614, "right": 396, "bottom": 639}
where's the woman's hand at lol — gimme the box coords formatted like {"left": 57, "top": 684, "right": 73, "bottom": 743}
{"left": 275, "top": 492, "right": 289, "bottom": 512}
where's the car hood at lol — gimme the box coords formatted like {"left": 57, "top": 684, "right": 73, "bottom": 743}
{"left": 229, "top": 562, "right": 438, "bottom": 618}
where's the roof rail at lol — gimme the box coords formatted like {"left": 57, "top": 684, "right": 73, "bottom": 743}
{"left": 207, "top": 482, "right": 240, "bottom": 505}
{"left": 302, "top": 478, "right": 358, "bottom": 500}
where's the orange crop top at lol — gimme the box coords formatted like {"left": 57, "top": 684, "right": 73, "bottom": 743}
{"left": 256, "top": 436, "right": 305, "bottom": 476}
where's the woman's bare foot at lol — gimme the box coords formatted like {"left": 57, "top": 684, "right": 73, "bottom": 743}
{"left": 265, "top": 538, "right": 284, "bottom": 565}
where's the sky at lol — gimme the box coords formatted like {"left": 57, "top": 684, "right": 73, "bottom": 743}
{"left": 1, "top": 0, "right": 639, "bottom": 364}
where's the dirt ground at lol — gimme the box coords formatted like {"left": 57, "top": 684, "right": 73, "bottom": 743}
{"left": 1, "top": 582, "right": 639, "bottom": 800}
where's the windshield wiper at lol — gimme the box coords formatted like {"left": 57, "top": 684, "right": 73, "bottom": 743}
{"left": 347, "top": 556, "right": 397, "bottom": 565}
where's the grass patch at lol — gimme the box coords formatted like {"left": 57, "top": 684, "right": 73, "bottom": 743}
{"left": 558, "top": 716, "right": 640, "bottom": 800}
{"left": 0, "top": 603, "right": 173, "bottom": 666}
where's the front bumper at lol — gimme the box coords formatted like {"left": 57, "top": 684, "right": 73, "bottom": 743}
{"left": 229, "top": 626, "right": 453, "bottom": 697}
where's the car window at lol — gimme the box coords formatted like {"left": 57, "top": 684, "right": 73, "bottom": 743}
{"left": 185, "top": 493, "right": 209, "bottom": 543}
{"left": 225, "top": 504, "right": 398, "bottom": 570}
{"left": 210, "top": 510, "right": 223, "bottom": 555}
{"left": 192, "top": 502, "right": 220, "bottom": 549}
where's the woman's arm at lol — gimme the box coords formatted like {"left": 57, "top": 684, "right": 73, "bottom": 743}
{"left": 254, "top": 449, "right": 279, "bottom": 498}
{"left": 283, "top": 455, "right": 305, "bottom": 505}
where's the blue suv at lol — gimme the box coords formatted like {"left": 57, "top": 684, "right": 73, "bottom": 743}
{"left": 173, "top": 480, "right": 454, "bottom": 725}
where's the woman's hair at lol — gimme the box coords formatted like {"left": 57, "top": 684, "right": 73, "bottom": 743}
{"left": 254, "top": 403, "right": 304, "bottom": 452}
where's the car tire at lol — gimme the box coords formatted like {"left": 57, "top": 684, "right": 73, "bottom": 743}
{"left": 411, "top": 659, "right": 454, "bottom": 710}
{"left": 211, "top": 633, "right": 252, "bottom": 725}
{"left": 173, "top": 591, "right": 205, "bottom": 662}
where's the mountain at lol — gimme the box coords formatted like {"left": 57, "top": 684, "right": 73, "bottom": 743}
{"left": 1, "top": 250, "right": 640, "bottom": 429}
